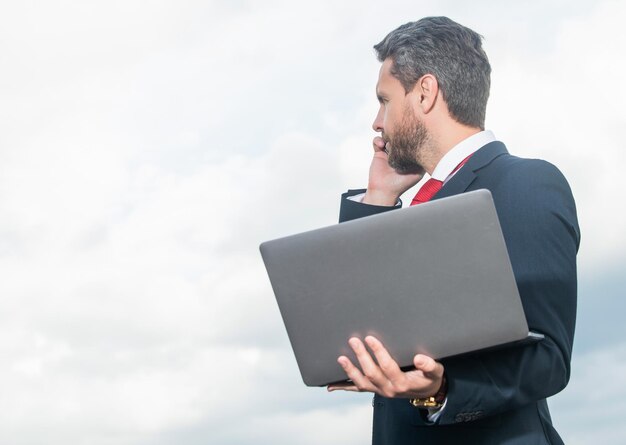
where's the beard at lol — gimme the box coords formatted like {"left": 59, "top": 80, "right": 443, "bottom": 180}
{"left": 383, "top": 107, "right": 429, "bottom": 175}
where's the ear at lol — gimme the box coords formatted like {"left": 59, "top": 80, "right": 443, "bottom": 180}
{"left": 414, "top": 74, "right": 439, "bottom": 114}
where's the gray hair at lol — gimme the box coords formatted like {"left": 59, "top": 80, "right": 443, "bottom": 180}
{"left": 374, "top": 17, "right": 491, "bottom": 129}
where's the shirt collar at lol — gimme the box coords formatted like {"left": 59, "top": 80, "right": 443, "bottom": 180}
{"left": 431, "top": 130, "right": 497, "bottom": 183}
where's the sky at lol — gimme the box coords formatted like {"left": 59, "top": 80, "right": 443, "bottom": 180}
{"left": 0, "top": 0, "right": 625, "bottom": 443}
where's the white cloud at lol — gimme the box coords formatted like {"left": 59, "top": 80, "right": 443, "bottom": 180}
{"left": 0, "top": 126, "right": 351, "bottom": 443}
{"left": 213, "top": 403, "right": 373, "bottom": 445}
{"left": 486, "top": 0, "right": 626, "bottom": 271}
{"left": 0, "top": 0, "right": 623, "bottom": 443}
{"left": 551, "top": 342, "right": 626, "bottom": 444}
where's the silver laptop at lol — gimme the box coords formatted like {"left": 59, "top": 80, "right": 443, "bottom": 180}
{"left": 260, "top": 189, "right": 541, "bottom": 387}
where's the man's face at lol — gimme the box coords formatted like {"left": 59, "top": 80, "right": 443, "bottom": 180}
{"left": 372, "top": 59, "right": 428, "bottom": 175}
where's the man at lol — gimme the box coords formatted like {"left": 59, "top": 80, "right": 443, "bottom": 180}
{"left": 326, "top": 17, "right": 580, "bottom": 444}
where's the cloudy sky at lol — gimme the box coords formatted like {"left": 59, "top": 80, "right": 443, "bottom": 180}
{"left": 0, "top": 0, "right": 624, "bottom": 443}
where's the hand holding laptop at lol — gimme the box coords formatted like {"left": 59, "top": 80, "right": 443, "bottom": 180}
{"left": 327, "top": 336, "right": 445, "bottom": 400}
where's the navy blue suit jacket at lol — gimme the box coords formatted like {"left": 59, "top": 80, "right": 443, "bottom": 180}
{"left": 338, "top": 142, "right": 580, "bottom": 445}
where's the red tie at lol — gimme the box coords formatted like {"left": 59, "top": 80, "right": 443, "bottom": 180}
{"left": 410, "top": 154, "right": 473, "bottom": 206}
{"left": 411, "top": 178, "right": 443, "bottom": 206}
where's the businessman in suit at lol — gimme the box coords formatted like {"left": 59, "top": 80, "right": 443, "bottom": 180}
{"left": 326, "top": 17, "right": 580, "bottom": 444}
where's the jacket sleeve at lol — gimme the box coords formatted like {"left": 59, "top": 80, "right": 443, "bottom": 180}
{"left": 339, "top": 189, "right": 402, "bottom": 223}
{"left": 437, "top": 160, "right": 580, "bottom": 425}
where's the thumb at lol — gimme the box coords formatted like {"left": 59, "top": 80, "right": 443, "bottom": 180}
{"left": 413, "top": 354, "right": 443, "bottom": 377}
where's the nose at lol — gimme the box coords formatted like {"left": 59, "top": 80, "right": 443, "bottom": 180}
{"left": 372, "top": 106, "right": 383, "bottom": 133}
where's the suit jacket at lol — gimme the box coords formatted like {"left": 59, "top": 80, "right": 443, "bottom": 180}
{"left": 338, "top": 141, "right": 580, "bottom": 445}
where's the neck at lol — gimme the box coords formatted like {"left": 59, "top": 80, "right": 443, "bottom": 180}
{"left": 423, "top": 123, "right": 482, "bottom": 175}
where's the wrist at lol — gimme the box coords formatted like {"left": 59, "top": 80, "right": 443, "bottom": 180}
{"left": 409, "top": 374, "right": 447, "bottom": 409}
{"left": 432, "top": 373, "right": 448, "bottom": 403}
{"left": 363, "top": 189, "right": 400, "bottom": 206}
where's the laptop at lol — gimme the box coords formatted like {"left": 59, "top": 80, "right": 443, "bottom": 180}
{"left": 259, "top": 189, "right": 542, "bottom": 387}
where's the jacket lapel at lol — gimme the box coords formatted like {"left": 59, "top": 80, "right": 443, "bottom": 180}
{"left": 432, "top": 141, "right": 509, "bottom": 201}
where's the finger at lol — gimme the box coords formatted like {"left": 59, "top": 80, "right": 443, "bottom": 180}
{"left": 364, "top": 336, "right": 404, "bottom": 385}
{"left": 372, "top": 136, "right": 387, "bottom": 152}
{"left": 327, "top": 381, "right": 358, "bottom": 392}
{"left": 349, "top": 338, "right": 388, "bottom": 388}
{"left": 336, "top": 355, "right": 377, "bottom": 392}
{"left": 413, "top": 354, "right": 444, "bottom": 378}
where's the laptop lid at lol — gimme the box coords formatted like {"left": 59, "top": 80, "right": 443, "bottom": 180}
{"left": 260, "top": 189, "right": 532, "bottom": 386}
